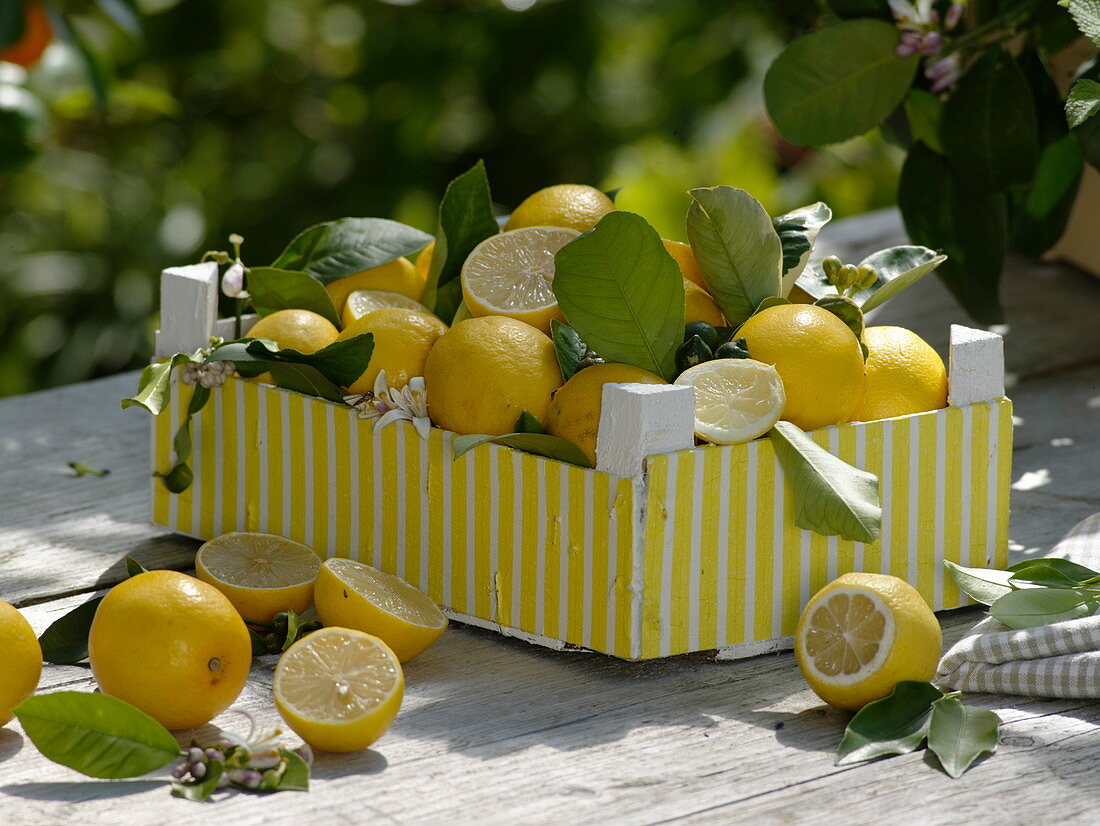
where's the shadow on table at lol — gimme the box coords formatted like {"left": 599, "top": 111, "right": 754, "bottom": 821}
{"left": 1, "top": 779, "right": 164, "bottom": 802}
{"left": 0, "top": 729, "right": 23, "bottom": 765}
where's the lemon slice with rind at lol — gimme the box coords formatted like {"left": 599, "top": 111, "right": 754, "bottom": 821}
{"left": 673, "top": 358, "right": 786, "bottom": 444}
{"left": 314, "top": 558, "right": 448, "bottom": 663}
{"left": 273, "top": 627, "right": 404, "bottom": 752}
{"left": 460, "top": 226, "right": 579, "bottom": 334}
{"left": 341, "top": 289, "right": 431, "bottom": 329}
{"left": 195, "top": 532, "right": 321, "bottom": 623}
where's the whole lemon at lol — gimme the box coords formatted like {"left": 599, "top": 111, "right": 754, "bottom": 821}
{"left": 325, "top": 257, "right": 426, "bottom": 316}
{"left": 545, "top": 363, "right": 666, "bottom": 465}
{"left": 795, "top": 572, "right": 942, "bottom": 711}
{"left": 662, "top": 239, "right": 707, "bottom": 290}
{"left": 88, "top": 571, "right": 252, "bottom": 730}
{"left": 424, "top": 316, "right": 563, "bottom": 436}
{"left": 336, "top": 307, "right": 447, "bottom": 394}
{"left": 415, "top": 240, "right": 435, "bottom": 280}
{"left": 0, "top": 600, "right": 42, "bottom": 725}
{"left": 848, "top": 326, "right": 947, "bottom": 422}
{"left": 247, "top": 309, "right": 339, "bottom": 354}
{"left": 736, "top": 304, "right": 865, "bottom": 431}
{"left": 684, "top": 280, "right": 725, "bottom": 327}
{"left": 503, "top": 184, "right": 615, "bottom": 233}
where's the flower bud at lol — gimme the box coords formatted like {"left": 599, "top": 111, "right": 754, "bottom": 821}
{"left": 837, "top": 264, "right": 859, "bottom": 291}
{"left": 945, "top": 2, "right": 965, "bottom": 30}
{"left": 180, "top": 363, "right": 201, "bottom": 386}
{"left": 856, "top": 265, "right": 878, "bottom": 291}
{"left": 190, "top": 761, "right": 207, "bottom": 780}
{"left": 246, "top": 750, "right": 283, "bottom": 770}
{"left": 205, "top": 748, "right": 225, "bottom": 763}
{"left": 187, "top": 747, "right": 205, "bottom": 764}
{"left": 216, "top": 773, "right": 231, "bottom": 790}
{"left": 229, "top": 768, "right": 263, "bottom": 789}
{"left": 221, "top": 261, "right": 249, "bottom": 300}
{"left": 172, "top": 763, "right": 188, "bottom": 779}
{"left": 895, "top": 42, "right": 919, "bottom": 58}
{"left": 821, "top": 255, "right": 842, "bottom": 281}
{"left": 919, "top": 31, "right": 943, "bottom": 57}
{"left": 293, "top": 744, "right": 314, "bottom": 767}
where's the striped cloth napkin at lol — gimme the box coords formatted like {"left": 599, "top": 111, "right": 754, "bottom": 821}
{"left": 936, "top": 512, "right": 1100, "bottom": 698}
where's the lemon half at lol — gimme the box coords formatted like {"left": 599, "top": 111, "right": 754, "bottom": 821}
{"left": 341, "top": 290, "right": 431, "bottom": 329}
{"left": 674, "top": 358, "right": 786, "bottom": 445}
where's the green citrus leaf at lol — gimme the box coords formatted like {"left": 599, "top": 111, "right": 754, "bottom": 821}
{"left": 904, "top": 89, "right": 944, "bottom": 154}
{"left": 550, "top": 319, "right": 587, "bottom": 381}
{"left": 836, "top": 681, "right": 943, "bottom": 765}
{"left": 764, "top": 19, "right": 918, "bottom": 146}
{"left": 514, "top": 410, "right": 545, "bottom": 434}
{"left": 272, "top": 218, "right": 432, "bottom": 285}
{"left": 452, "top": 433, "right": 592, "bottom": 468}
{"left": 853, "top": 245, "right": 947, "bottom": 313}
{"left": 125, "top": 556, "right": 149, "bottom": 577}
{"left": 1010, "top": 134, "right": 1083, "bottom": 257}
{"left": 1067, "top": 78, "right": 1100, "bottom": 128}
{"left": 989, "top": 588, "right": 1100, "bottom": 629}
{"left": 15, "top": 692, "right": 180, "bottom": 779}
{"left": 1008, "top": 564, "right": 1089, "bottom": 589}
{"left": 1069, "top": 0, "right": 1100, "bottom": 47}
{"left": 37, "top": 596, "right": 104, "bottom": 665}
{"left": 773, "top": 201, "right": 831, "bottom": 296}
{"left": 1006, "top": 557, "right": 1100, "bottom": 582}
{"left": 943, "top": 561, "right": 1015, "bottom": 606}
{"left": 813, "top": 295, "right": 865, "bottom": 353}
{"left": 687, "top": 186, "right": 782, "bottom": 327}
{"left": 276, "top": 749, "right": 311, "bottom": 792}
{"left": 120, "top": 354, "right": 195, "bottom": 415}
{"left": 172, "top": 760, "right": 224, "bottom": 802}
{"left": 553, "top": 211, "right": 682, "bottom": 381}
{"left": 768, "top": 421, "right": 881, "bottom": 543}
{"left": 240, "top": 334, "right": 373, "bottom": 389}
{"left": 246, "top": 266, "right": 340, "bottom": 326}
{"left": 926, "top": 696, "right": 1001, "bottom": 778}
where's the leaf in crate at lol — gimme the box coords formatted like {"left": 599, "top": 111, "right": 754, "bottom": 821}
{"left": 812, "top": 295, "right": 866, "bottom": 357}
{"left": 246, "top": 266, "right": 340, "bottom": 326}
{"left": 1067, "top": 78, "right": 1100, "bottom": 129}
{"left": 550, "top": 319, "right": 587, "bottom": 381}
{"left": 93, "top": 0, "right": 143, "bottom": 36}
{"left": 773, "top": 202, "right": 831, "bottom": 296}
{"left": 553, "top": 211, "right": 683, "bottom": 381}
{"left": 941, "top": 49, "right": 1038, "bottom": 193}
{"left": 452, "top": 433, "right": 592, "bottom": 468}
{"left": 420, "top": 160, "right": 498, "bottom": 321}
{"left": 768, "top": 421, "right": 881, "bottom": 543}
{"left": 272, "top": 218, "right": 433, "bottom": 286}
{"left": 686, "top": 186, "right": 782, "bottom": 328}
{"left": 764, "top": 19, "right": 918, "bottom": 146}
{"left": 926, "top": 696, "right": 1001, "bottom": 778}
{"left": 1068, "top": 0, "right": 1100, "bottom": 47}
{"left": 15, "top": 692, "right": 181, "bottom": 779}
{"left": 514, "top": 410, "right": 545, "bottom": 434}
{"left": 266, "top": 362, "right": 345, "bottom": 403}
{"left": 0, "top": 2, "right": 25, "bottom": 49}
{"left": 1010, "top": 134, "right": 1083, "bottom": 258}
{"left": 836, "top": 681, "right": 943, "bottom": 765}
{"left": 1006, "top": 557, "right": 1100, "bottom": 583}
{"left": 120, "top": 354, "right": 195, "bottom": 415}
{"left": 943, "top": 561, "right": 1015, "bottom": 606}
{"left": 989, "top": 588, "right": 1100, "bottom": 629}
{"left": 153, "top": 384, "right": 210, "bottom": 494}
{"left": 1008, "top": 563, "right": 1090, "bottom": 590}
{"left": 37, "top": 596, "right": 103, "bottom": 664}
{"left": 904, "top": 89, "right": 944, "bottom": 154}
{"left": 898, "top": 142, "right": 1007, "bottom": 325}
{"left": 242, "top": 334, "right": 375, "bottom": 389}
{"left": 849, "top": 246, "right": 947, "bottom": 313}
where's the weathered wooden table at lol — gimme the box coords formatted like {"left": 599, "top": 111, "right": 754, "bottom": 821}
{"left": 2, "top": 213, "right": 1099, "bottom": 824}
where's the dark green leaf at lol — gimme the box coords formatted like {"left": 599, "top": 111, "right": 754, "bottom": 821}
{"left": 276, "top": 749, "right": 311, "bottom": 792}
{"left": 854, "top": 245, "right": 947, "bottom": 312}
{"left": 1069, "top": 0, "right": 1100, "bottom": 47}
{"left": 93, "top": 0, "right": 142, "bottom": 36}
{"left": 904, "top": 89, "right": 944, "bottom": 154}
{"left": 604, "top": 187, "right": 623, "bottom": 202}
{"left": 266, "top": 363, "right": 345, "bottom": 402}
{"left": 514, "top": 410, "right": 545, "bottom": 434}
{"left": 38, "top": 597, "right": 103, "bottom": 665}
{"left": 944, "top": 560, "right": 1015, "bottom": 605}
{"left": 1007, "top": 557, "right": 1100, "bottom": 582}
{"left": 15, "top": 692, "right": 181, "bottom": 779}
{"left": 941, "top": 49, "right": 1038, "bottom": 192}
{"left": 272, "top": 218, "right": 432, "bottom": 286}
{"left": 249, "top": 628, "right": 268, "bottom": 657}
{"left": 281, "top": 609, "right": 302, "bottom": 652}
{"left": 1010, "top": 134, "right": 1083, "bottom": 257}
{"left": 550, "top": 319, "right": 587, "bottom": 381}
{"left": 157, "top": 463, "right": 193, "bottom": 494}
{"left": 837, "top": 681, "right": 943, "bottom": 765}
{"left": 68, "top": 461, "right": 109, "bottom": 478}
{"left": 240, "top": 334, "right": 374, "bottom": 389}
{"left": 172, "top": 760, "right": 224, "bottom": 802}
{"left": 813, "top": 295, "right": 865, "bottom": 355}
{"left": 421, "top": 160, "right": 498, "bottom": 321}
{"left": 553, "top": 211, "right": 683, "bottom": 380}
{"left": 898, "top": 142, "right": 1007, "bottom": 324}
{"left": 773, "top": 202, "right": 831, "bottom": 294}
{"left": 1067, "top": 78, "right": 1100, "bottom": 128}
{"left": 676, "top": 335, "right": 714, "bottom": 373}
{"left": 125, "top": 556, "right": 149, "bottom": 577}
{"left": 764, "top": 20, "right": 918, "bottom": 146}
{"left": 452, "top": 433, "right": 592, "bottom": 468}
{"left": 926, "top": 696, "right": 1001, "bottom": 778}
{"left": 686, "top": 186, "right": 782, "bottom": 327}
{"left": 768, "top": 421, "right": 881, "bottom": 543}
{"left": 120, "top": 354, "right": 195, "bottom": 415}
{"left": 246, "top": 267, "right": 340, "bottom": 326}
{"left": 0, "top": 2, "right": 26, "bottom": 49}
{"left": 989, "top": 587, "right": 1099, "bottom": 629}
{"left": 1009, "top": 563, "right": 1090, "bottom": 589}
{"left": 1073, "top": 59, "right": 1100, "bottom": 170}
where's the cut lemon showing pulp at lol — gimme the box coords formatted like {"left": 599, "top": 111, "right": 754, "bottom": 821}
{"left": 460, "top": 226, "right": 579, "bottom": 335}
{"left": 794, "top": 572, "right": 942, "bottom": 711}
{"left": 673, "top": 358, "right": 786, "bottom": 444}
{"left": 314, "top": 558, "right": 448, "bottom": 662}
{"left": 342, "top": 289, "right": 431, "bottom": 329}
{"left": 195, "top": 532, "right": 321, "bottom": 624}
{"left": 273, "top": 627, "right": 404, "bottom": 752}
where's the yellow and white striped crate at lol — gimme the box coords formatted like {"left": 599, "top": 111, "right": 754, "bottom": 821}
{"left": 151, "top": 263, "right": 1012, "bottom": 660}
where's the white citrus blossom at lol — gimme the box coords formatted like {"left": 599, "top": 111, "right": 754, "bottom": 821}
{"left": 345, "top": 370, "right": 431, "bottom": 440}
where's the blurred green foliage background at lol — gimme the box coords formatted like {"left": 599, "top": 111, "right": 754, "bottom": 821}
{"left": 0, "top": 0, "right": 904, "bottom": 398}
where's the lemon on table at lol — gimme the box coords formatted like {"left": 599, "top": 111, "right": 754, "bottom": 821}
{"left": 545, "top": 363, "right": 666, "bottom": 465}
{"left": 314, "top": 558, "right": 448, "bottom": 663}
{"left": 342, "top": 289, "right": 430, "bottom": 329}
{"left": 662, "top": 239, "right": 707, "bottom": 290}
{"left": 848, "top": 326, "right": 948, "bottom": 422}
{"left": 88, "top": 570, "right": 252, "bottom": 730}
{"left": 736, "top": 304, "right": 865, "bottom": 432}
{"left": 274, "top": 627, "right": 404, "bottom": 753}
{"left": 336, "top": 307, "right": 448, "bottom": 394}
{"left": 424, "top": 316, "right": 563, "bottom": 436}
{"left": 503, "top": 184, "right": 614, "bottom": 233}
{"left": 195, "top": 532, "right": 321, "bottom": 624}
{"left": 684, "top": 279, "right": 725, "bottom": 327}
{"left": 795, "top": 572, "right": 942, "bottom": 711}
{"left": 460, "top": 226, "right": 579, "bottom": 335}
{"left": 674, "top": 358, "right": 786, "bottom": 445}
{"left": 325, "top": 257, "right": 426, "bottom": 315}
{"left": 0, "top": 600, "right": 42, "bottom": 725}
